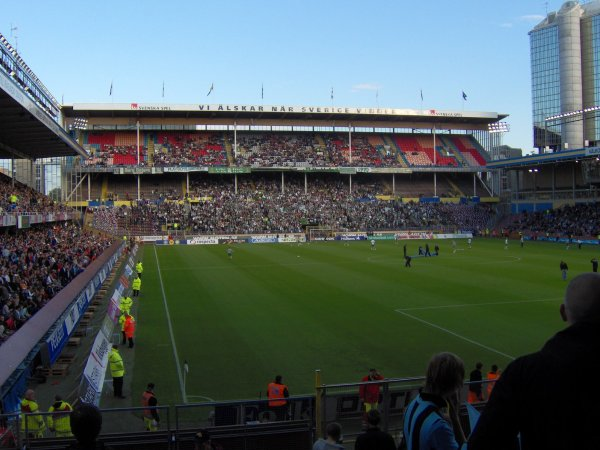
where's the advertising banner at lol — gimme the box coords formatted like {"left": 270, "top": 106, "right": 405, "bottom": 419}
{"left": 337, "top": 234, "right": 367, "bottom": 241}
{"left": 46, "top": 323, "right": 68, "bottom": 365}
{"left": 395, "top": 231, "right": 435, "bottom": 240}
{"left": 249, "top": 236, "right": 278, "bottom": 244}
{"left": 107, "top": 292, "right": 121, "bottom": 323}
{"left": 188, "top": 236, "right": 219, "bottom": 245}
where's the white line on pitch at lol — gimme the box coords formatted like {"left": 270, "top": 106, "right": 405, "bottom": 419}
{"left": 154, "top": 245, "right": 187, "bottom": 403}
{"left": 396, "top": 297, "right": 560, "bottom": 312}
{"left": 187, "top": 395, "right": 216, "bottom": 402}
{"left": 396, "top": 310, "right": 515, "bottom": 360}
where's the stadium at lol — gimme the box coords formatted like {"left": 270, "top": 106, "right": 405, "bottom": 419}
{"left": 2, "top": 2, "right": 600, "bottom": 449}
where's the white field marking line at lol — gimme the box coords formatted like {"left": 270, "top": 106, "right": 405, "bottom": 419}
{"left": 153, "top": 245, "right": 187, "bottom": 403}
{"left": 396, "top": 297, "right": 560, "bottom": 312}
{"left": 396, "top": 309, "right": 515, "bottom": 360}
{"left": 187, "top": 395, "right": 216, "bottom": 402}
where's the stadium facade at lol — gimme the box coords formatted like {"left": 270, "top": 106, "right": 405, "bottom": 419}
{"left": 530, "top": 0, "right": 600, "bottom": 151}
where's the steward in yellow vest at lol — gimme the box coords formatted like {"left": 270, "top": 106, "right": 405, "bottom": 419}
{"left": 21, "top": 389, "right": 46, "bottom": 438}
{"left": 47, "top": 395, "right": 73, "bottom": 437}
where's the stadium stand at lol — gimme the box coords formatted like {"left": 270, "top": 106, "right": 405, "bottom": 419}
{"left": 0, "top": 222, "right": 113, "bottom": 346}
{"left": 79, "top": 131, "right": 490, "bottom": 169}
{"left": 0, "top": 173, "right": 70, "bottom": 216}
{"left": 449, "top": 135, "right": 488, "bottom": 166}
{"left": 503, "top": 203, "right": 600, "bottom": 239}
{"left": 87, "top": 174, "right": 495, "bottom": 236}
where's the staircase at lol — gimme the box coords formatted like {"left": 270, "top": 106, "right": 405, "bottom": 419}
{"left": 101, "top": 175, "right": 109, "bottom": 200}
{"left": 439, "top": 135, "right": 467, "bottom": 167}
{"left": 147, "top": 138, "right": 155, "bottom": 166}
{"left": 383, "top": 135, "right": 408, "bottom": 167}
{"left": 223, "top": 134, "right": 235, "bottom": 164}
{"left": 444, "top": 175, "right": 464, "bottom": 197}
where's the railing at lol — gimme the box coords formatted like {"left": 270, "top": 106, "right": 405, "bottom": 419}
{"left": 7, "top": 377, "right": 498, "bottom": 450}
{"left": 510, "top": 188, "right": 599, "bottom": 201}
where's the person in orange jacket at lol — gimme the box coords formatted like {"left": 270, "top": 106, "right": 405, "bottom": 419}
{"left": 123, "top": 313, "right": 136, "bottom": 348}
{"left": 486, "top": 364, "right": 501, "bottom": 398}
{"left": 267, "top": 375, "right": 289, "bottom": 421}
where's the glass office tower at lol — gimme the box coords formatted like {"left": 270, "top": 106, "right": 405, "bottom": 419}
{"left": 530, "top": 1, "right": 600, "bottom": 151}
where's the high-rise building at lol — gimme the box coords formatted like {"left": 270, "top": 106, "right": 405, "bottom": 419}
{"left": 530, "top": 1, "right": 600, "bottom": 151}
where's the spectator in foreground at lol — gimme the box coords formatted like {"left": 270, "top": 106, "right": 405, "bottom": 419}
{"left": 469, "top": 273, "right": 600, "bottom": 450}
{"left": 68, "top": 403, "right": 111, "bottom": 449}
{"left": 403, "top": 352, "right": 466, "bottom": 450}
{"left": 313, "top": 422, "right": 344, "bottom": 450}
{"left": 194, "top": 429, "right": 223, "bottom": 450}
{"left": 355, "top": 409, "right": 396, "bottom": 450}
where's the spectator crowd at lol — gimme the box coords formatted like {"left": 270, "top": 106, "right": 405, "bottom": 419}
{"left": 82, "top": 131, "right": 486, "bottom": 169}
{"left": 89, "top": 176, "right": 494, "bottom": 236}
{"left": 0, "top": 173, "right": 71, "bottom": 216}
{"left": 0, "top": 223, "right": 113, "bottom": 344}
{"left": 504, "top": 203, "right": 600, "bottom": 239}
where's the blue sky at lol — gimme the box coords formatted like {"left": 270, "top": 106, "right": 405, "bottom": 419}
{"left": 3, "top": 0, "right": 564, "bottom": 151}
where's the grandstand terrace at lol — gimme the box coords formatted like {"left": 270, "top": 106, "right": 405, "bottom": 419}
{"left": 61, "top": 103, "right": 506, "bottom": 209}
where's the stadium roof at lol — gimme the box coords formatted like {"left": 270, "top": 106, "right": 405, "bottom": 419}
{"left": 62, "top": 103, "right": 508, "bottom": 129}
{"left": 0, "top": 69, "right": 87, "bottom": 159}
{"left": 487, "top": 147, "right": 600, "bottom": 169}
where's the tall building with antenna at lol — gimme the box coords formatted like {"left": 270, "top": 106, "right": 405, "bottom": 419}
{"left": 530, "top": 0, "right": 600, "bottom": 151}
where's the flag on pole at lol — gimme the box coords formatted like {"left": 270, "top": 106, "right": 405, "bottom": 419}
{"left": 420, "top": 89, "right": 423, "bottom": 101}
{"left": 207, "top": 83, "right": 214, "bottom": 96}
{"left": 109, "top": 81, "right": 113, "bottom": 96}
{"left": 162, "top": 81, "right": 165, "bottom": 98}
{"left": 462, "top": 91, "right": 468, "bottom": 101}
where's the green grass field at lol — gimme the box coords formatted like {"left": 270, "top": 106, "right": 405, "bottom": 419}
{"left": 131, "top": 238, "right": 596, "bottom": 406}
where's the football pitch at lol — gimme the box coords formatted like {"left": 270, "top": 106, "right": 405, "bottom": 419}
{"left": 131, "top": 238, "right": 596, "bottom": 406}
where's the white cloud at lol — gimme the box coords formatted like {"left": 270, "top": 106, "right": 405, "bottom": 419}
{"left": 519, "top": 14, "right": 545, "bottom": 22}
{"left": 351, "top": 83, "right": 381, "bottom": 92}
{"left": 500, "top": 22, "right": 513, "bottom": 28}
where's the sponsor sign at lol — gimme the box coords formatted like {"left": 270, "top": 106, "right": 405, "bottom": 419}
{"left": 82, "top": 357, "right": 105, "bottom": 393}
{"left": 338, "top": 235, "right": 367, "bottom": 241}
{"left": 372, "top": 234, "right": 396, "bottom": 240}
{"left": 75, "top": 102, "right": 499, "bottom": 120}
{"left": 162, "top": 166, "right": 207, "bottom": 173}
{"left": 46, "top": 323, "right": 68, "bottom": 364}
{"left": 218, "top": 238, "right": 247, "bottom": 244}
{"left": 79, "top": 376, "right": 101, "bottom": 406}
{"left": 85, "top": 281, "right": 95, "bottom": 303}
{"left": 100, "top": 315, "right": 115, "bottom": 341}
{"left": 434, "top": 233, "right": 473, "bottom": 239}
{"left": 249, "top": 236, "right": 278, "bottom": 244}
{"left": 278, "top": 235, "right": 306, "bottom": 243}
{"left": 107, "top": 292, "right": 121, "bottom": 323}
{"left": 395, "top": 231, "right": 435, "bottom": 240}
{"left": 141, "top": 235, "right": 169, "bottom": 242}
{"left": 64, "top": 304, "right": 81, "bottom": 335}
{"left": 188, "top": 236, "right": 219, "bottom": 245}
{"left": 208, "top": 167, "right": 251, "bottom": 174}
{"left": 90, "top": 332, "right": 111, "bottom": 368}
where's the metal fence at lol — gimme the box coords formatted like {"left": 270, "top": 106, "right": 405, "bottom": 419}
{"left": 315, "top": 375, "right": 494, "bottom": 445}
{"left": 5, "top": 378, "right": 495, "bottom": 449}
